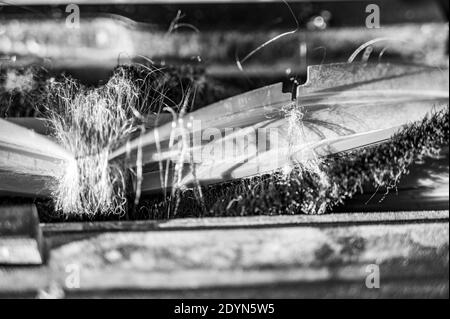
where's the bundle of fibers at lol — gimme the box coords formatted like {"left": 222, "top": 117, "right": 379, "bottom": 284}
{"left": 0, "top": 66, "right": 50, "bottom": 117}
{"left": 42, "top": 72, "right": 141, "bottom": 217}
{"left": 136, "top": 106, "right": 449, "bottom": 219}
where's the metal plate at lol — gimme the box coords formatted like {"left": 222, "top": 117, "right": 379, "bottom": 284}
{"left": 0, "top": 204, "right": 44, "bottom": 265}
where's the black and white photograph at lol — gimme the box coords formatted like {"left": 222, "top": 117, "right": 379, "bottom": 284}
{"left": 0, "top": 0, "right": 448, "bottom": 303}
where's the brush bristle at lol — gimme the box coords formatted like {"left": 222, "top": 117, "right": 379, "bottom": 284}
{"left": 43, "top": 73, "right": 141, "bottom": 217}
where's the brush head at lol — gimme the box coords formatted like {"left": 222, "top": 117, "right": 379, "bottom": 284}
{"left": 7, "top": 63, "right": 446, "bottom": 219}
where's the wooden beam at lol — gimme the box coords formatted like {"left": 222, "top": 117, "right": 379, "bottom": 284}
{"left": 41, "top": 210, "right": 449, "bottom": 234}
{"left": 1, "top": 214, "right": 447, "bottom": 297}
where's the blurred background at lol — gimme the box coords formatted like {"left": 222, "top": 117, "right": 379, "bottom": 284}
{"left": 0, "top": 0, "right": 448, "bottom": 91}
